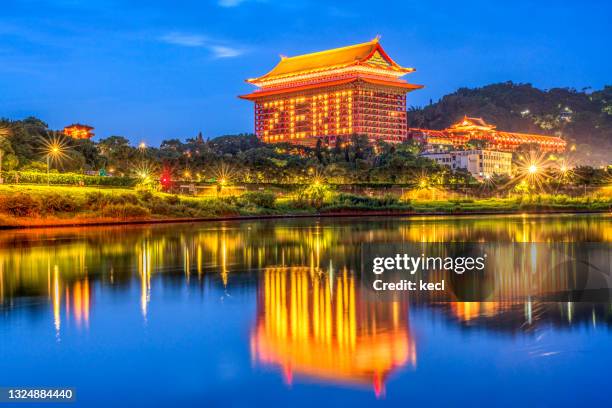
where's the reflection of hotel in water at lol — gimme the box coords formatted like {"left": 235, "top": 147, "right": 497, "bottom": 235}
{"left": 0, "top": 219, "right": 610, "bottom": 367}
{"left": 251, "top": 267, "right": 415, "bottom": 396}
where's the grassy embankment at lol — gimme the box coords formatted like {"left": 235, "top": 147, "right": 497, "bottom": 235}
{"left": 0, "top": 184, "right": 610, "bottom": 228}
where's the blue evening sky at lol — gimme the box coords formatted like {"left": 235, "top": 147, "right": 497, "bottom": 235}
{"left": 1, "top": 0, "right": 610, "bottom": 144}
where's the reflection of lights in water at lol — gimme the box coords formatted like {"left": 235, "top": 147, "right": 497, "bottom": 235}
{"left": 0, "top": 217, "right": 609, "bottom": 345}
{"left": 328, "top": 260, "right": 334, "bottom": 295}
{"left": 183, "top": 243, "right": 191, "bottom": 283}
{"left": 450, "top": 302, "right": 510, "bottom": 322}
{"left": 139, "top": 241, "right": 152, "bottom": 320}
{"left": 72, "top": 280, "right": 90, "bottom": 328}
{"left": 221, "top": 232, "right": 228, "bottom": 287}
{"left": 520, "top": 216, "right": 529, "bottom": 243}
{"left": 251, "top": 267, "right": 416, "bottom": 397}
{"left": 197, "top": 245, "right": 203, "bottom": 278}
{"left": 53, "top": 265, "right": 60, "bottom": 335}
{"left": 530, "top": 243, "right": 537, "bottom": 272}
{"left": 0, "top": 262, "right": 3, "bottom": 303}
{"left": 526, "top": 299, "right": 533, "bottom": 325}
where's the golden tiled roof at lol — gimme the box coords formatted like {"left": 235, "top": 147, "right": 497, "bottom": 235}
{"left": 248, "top": 38, "right": 414, "bottom": 83}
{"left": 239, "top": 76, "right": 422, "bottom": 100}
{"left": 448, "top": 116, "right": 496, "bottom": 131}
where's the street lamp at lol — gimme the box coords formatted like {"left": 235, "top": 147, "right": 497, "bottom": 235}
{"left": 216, "top": 177, "right": 227, "bottom": 197}
{"left": 46, "top": 144, "right": 63, "bottom": 185}
{"left": 528, "top": 164, "right": 538, "bottom": 175}
{"left": 138, "top": 141, "right": 147, "bottom": 155}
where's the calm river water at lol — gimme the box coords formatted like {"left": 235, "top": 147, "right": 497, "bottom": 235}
{"left": 1, "top": 214, "right": 611, "bottom": 407}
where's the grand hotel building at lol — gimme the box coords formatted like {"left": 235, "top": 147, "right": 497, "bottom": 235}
{"left": 241, "top": 40, "right": 566, "bottom": 153}
{"left": 240, "top": 38, "right": 422, "bottom": 146}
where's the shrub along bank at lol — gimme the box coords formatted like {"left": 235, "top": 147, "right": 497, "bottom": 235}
{"left": 0, "top": 187, "right": 295, "bottom": 223}
{"left": 3, "top": 171, "right": 135, "bottom": 187}
{"left": 0, "top": 185, "right": 609, "bottom": 227}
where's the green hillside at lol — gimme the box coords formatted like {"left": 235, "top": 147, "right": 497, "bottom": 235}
{"left": 408, "top": 82, "right": 612, "bottom": 165}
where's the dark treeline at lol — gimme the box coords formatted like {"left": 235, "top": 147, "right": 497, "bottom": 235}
{"left": 0, "top": 118, "right": 471, "bottom": 185}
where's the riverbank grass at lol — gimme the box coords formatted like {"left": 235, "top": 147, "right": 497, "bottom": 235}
{"left": 0, "top": 184, "right": 609, "bottom": 228}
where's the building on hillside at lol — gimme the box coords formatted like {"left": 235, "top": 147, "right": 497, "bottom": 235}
{"left": 414, "top": 131, "right": 455, "bottom": 153}
{"left": 410, "top": 116, "right": 566, "bottom": 153}
{"left": 240, "top": 38, "right": 423, "bottom": 147}
{"left": 63, "top": 124, "right": 94, "bottom": 140}
{"left": 422, "top": 149, "right": 513, "bottom": 180}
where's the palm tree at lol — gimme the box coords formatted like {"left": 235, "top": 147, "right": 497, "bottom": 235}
{"left": 0, "top": 124, "right": 13, "bottom": 184}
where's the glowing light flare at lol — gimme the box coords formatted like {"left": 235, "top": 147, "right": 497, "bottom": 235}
{"left": 417, "top": 174, "right": 430, "bottom": 189}
{"left": 160, "top": 166, "right": 173, "bottom": 190}
{"left": 513, "top": 150, "right": 552, "bottom": 192}
{"left": 214, "top": 163, "right": 236, "bottom": 195}
{"left": 40, "top": 135, "right": 71, "bottom": 165}
{"left": 310, "top": 168, "right": 327, "bottom": 187}
{"left": 131, "top": 161, "right": 157, "bottom": 182}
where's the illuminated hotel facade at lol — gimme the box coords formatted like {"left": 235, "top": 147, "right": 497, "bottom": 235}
{"left": 240, "top": 38, "right": 423, "bottom": 146}
{"left": 411, "top": 116, "right": 567, "bottom": 153}
{"left": 240, "top": 41, "right": 567, "bottom": 153}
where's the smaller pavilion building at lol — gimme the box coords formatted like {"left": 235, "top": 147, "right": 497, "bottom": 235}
{"left": 63, "top": 124, "right": 95, "bottom": 140}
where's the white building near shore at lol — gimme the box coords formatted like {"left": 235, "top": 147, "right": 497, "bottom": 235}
{"left": 421, "top": 149, "right": 513, "bottom": 180}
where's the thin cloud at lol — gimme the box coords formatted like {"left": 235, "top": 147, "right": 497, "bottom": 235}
{"left": 159, "top": 32, "right": 208, "bottom": 47}
{"left": 210, "top": 45, "right": 243, "bottom": 58}
{"left": 159, "top": 32, "right": 244, "bottom": 58}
